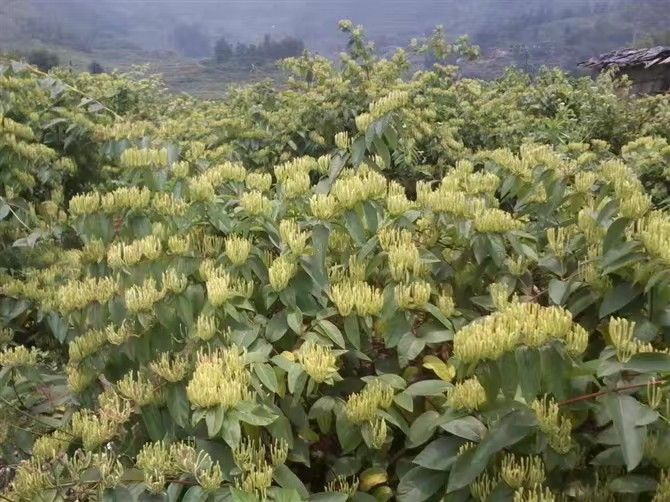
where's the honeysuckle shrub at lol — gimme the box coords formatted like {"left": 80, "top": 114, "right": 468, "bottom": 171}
{"left": 2, "top": 23, "right": 670, "bottom": 502}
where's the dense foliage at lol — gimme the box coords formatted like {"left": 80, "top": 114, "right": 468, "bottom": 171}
{"left": 2, "top": 23, "right": 670, "bottom": 501}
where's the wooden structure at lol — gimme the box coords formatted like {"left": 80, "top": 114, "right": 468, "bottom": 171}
{"left": 580, "top": 46, "right": 670, "bottom": 94}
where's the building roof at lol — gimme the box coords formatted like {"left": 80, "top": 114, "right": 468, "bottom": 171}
{"left": 580, "top": 46, "right": 670, "bottom": 70}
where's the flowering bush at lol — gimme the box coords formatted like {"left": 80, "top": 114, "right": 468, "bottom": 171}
{"left": 2, "top": 23, "right": 670, "bottom": 501}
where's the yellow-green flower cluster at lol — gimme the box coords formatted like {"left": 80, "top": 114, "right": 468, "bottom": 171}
{"left": 120, "top": 147, "right": 168, "bottom": 170}
{"left": 480, "top": 147, "right": 533, "bottom": 182}
{"left": 345, "top": 379, "right": 394, "bottom": 424}
{"left": 386, "top": 181, "right": 414, "bottom": 216}
{"left": 326, "top": 475, "right": 359, "bottom": 496}
{"left": 69, "top": 329, "right": 107, "bottom": 364}
{"left": 150, "top": 353, "right": 189, "bottom": 382}
{"left": 71, "top": 410, "right": 118, "bottom": 450}
{"left": 186, "top": 347, "right": 251, "bottom": 409}
{"left": 331, "top": 167, "right": 387, "bottom": 209}
{"left": 446, "top": 376, "right": 486, "bottom": 410}
{"left": 107, "top": 235, "right": 162, "bottom": 268}
{"left": 454, "top": 302, "right": 589, "bottom": 364}
{"left": 246, "top": 172, "right": 272, "bottom": 192}
{"left": 268, "top": 255, "right": 298, "bottom": 291}
{"left": 513, "top": 485, "right": 556, "bottom": 502}
{"left": 136, "top": 441, "right": 222, "bottom": 493}
{"left": 0, "top": 345, "right": 41, "bottom": 367}
{"left": 188, "top": 175, "right": 216, "bottom": 202}
{"left": 530, "top": 396, "right": 572, "bottom": 454}
{"left": 636, "top": 211, "right": 670, "bottom": 266}
{"left": 105, "top": 321, "right": 136, "bottom": 345}
{"left": 151, "top": 192, "right": 189, "bottom": 216}
{"left": 473, "top": 207, "right": 524, "bottom": 233}
{"left": 66, "top": 365, "right": 97, "bottom": 393}
{"left": 471, "top": 472, "right": 499, "bottom": 501}
{"left": 31, "top": 430, "right": 71, "bottom": 461}
{"left": 369, "top": 90, "right": 410, "bottom": 119}
{"left": 331, "top": 281, "right": 384, "bottom": 316}
{"left": 206, "top": 270, "right": 254, "bottom": 306}
{"left": 117, "top": 370, "right": 160, "bottom": 406}
{"left": 500, "top": 454, "right": 546, "bottom": 489}
{"left": 206, "top": 161, "right": 247, "bottom": 184}
{"left": 609, "top": 317, "right": 656, "bottom": 362}
{"left": 239, "top": 190, "right": 272, "bottom": 216}
{"left": 297, "top": 342, "right": 339, "bottom": 383}
{"left": 101, "top": 186, "right": 152, "bottom": 213}
{"left": 334, "top": 131, "right": 350, "bottom": 150}
{"left": 225, "top": 235, "right": 252, "bottom": 265}
{"left": 394, "top": 280, "right": 431, "bottom": 309}
{"left": 233, "top": 438, "right": 287, "bottom": 500}
{"left": 192, "top": 314, "right": 219, "bottom": 341}
{"left": 599, "top": 159, "right": 651, "bottom": 219}
{"left": 55, "top": 276, "right": 118, "bottom": 312}
{"left": 5, "top": 458, "right": 55, "bottom": 500}
{"left": 310, "top": 193, "right": 340, "bottom": 220}
{"left": 280, "top": 219, "right": 311, "bottom": 255}
{"left": 125, "top": 277, "right": 166, "bottom": 313}
{"left": 274, "top": 156, "right": 318, "bottom": 183}
{"left": 69, "top": 191, "right": 101, "bottom": 216}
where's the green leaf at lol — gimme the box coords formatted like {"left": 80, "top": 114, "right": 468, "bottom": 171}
{"left": 336, "top": 411, "right": 362, "bottom": 453}
{"left": 441, "top": 416, "right": 487, "bottom": 442}
{"left": 515, "top": 347, "right": 541, "bottom": 402}
{"left": 309, "top": 396, "right": 335, "bottom": 433}
{"left": 182, "top": 486, "right": 207, "bottom": 502}
{"left": 603, "top": 394, "right": 644, "bottom": 471}
{"left": 603, "top": 217, "right": 630, "bottom": 255}
{"left": 270, "top": 488, "right": 303, "bottom": 502}
{"left": 609, "top": 475, "right": 657, "bottom": 493}
{"left": 405, "top": 380, "right": 450, "bottom": 397}
{"left": 254, "top": 363, "right": 279, "bottom": 392}
{"left": 343, "top": 315, "right": 361, "bottom": 349}
{"left": 141, "top": 406, "right": 166, "bottom": 441}
{"left": 166, "top": 384, "right": 190, "bottom": 429}
{"left": 310, "top": 494, "right": 348, "bottom": 502}
{"left": 221, "top": 415, "right": 241, "bottom": 449}
{"left": 344, "top": 210, "right": 366, "bottom": 245}
{"left": 413, "top": 436, "right": 466, "bottom": 471}
{"left": 548, "top": 279, "right": 569, "bottom": 305}
{"left": 599, "top": 283, "right": 640, "bottom": 318}
{"left": 397, "top": 333, "right": 426, "bottom": 362}
{"left": 267, "top": 311, "right": 289, "bottom": 342}
{"left": 447, "top": 409, "right": 537, "bottom": 492}
{"left": 316, "top": 319, "right": 346, "bottom": 349}
{"left": 408, "top": 411, "right": 440, "bottom": 447}
{"left": 230, "top": 488, "right": 258, "bottom": 502}
{"left": 287, "top": 309, "right": 303, "bottom": 334}
{"left": 350, "top": 135, "right": 367, "bottom": 165}
{"left": 623, "top": 353, "right": 670, "bottom": 374}
{"left": 397, "top": 466, "right": 447, "bottom": 502}
{"left": 206, "top": 407, "right": 225, "bottom": 437}
{"left": 273, "top": 464, "right": 309, "bottom": 499}
{"left": 233, "top": 404, "right": 278, "bottom": 426}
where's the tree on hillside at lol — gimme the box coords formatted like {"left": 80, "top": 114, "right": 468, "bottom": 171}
{"left": 214, "top": 36, "right": 234, "bottom": 64}
{"left": 89, "top": 61, "right": 105, "bottom": 74}
{"left": 26, "top": 49, "right": 60, "bottom": 71}
{"left": 170, "top": 23, "right": 210, "bottom": 58}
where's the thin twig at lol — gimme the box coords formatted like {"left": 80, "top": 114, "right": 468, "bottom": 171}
{"left": 26, "top": 65, "right": 122, "bottom": 120}
{"left": 11, "top": 375, "right": 28, "bottom": 411}
{"left": 558, "top": 379, "right": 666, "bottom": 407}
{"left": 0, "top": 396, "right": 76, "bottom": 438}
{"left": 0, "top": 197, "right": 32, "bottom": 232}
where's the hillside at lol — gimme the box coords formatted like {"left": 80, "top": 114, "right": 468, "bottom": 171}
{"left": 1, "top": 0, "right": 669, "bottom": 94}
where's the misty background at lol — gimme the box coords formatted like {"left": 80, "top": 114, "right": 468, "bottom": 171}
{"left": 1, "top": 0, "right": 669, "bottom": 96}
